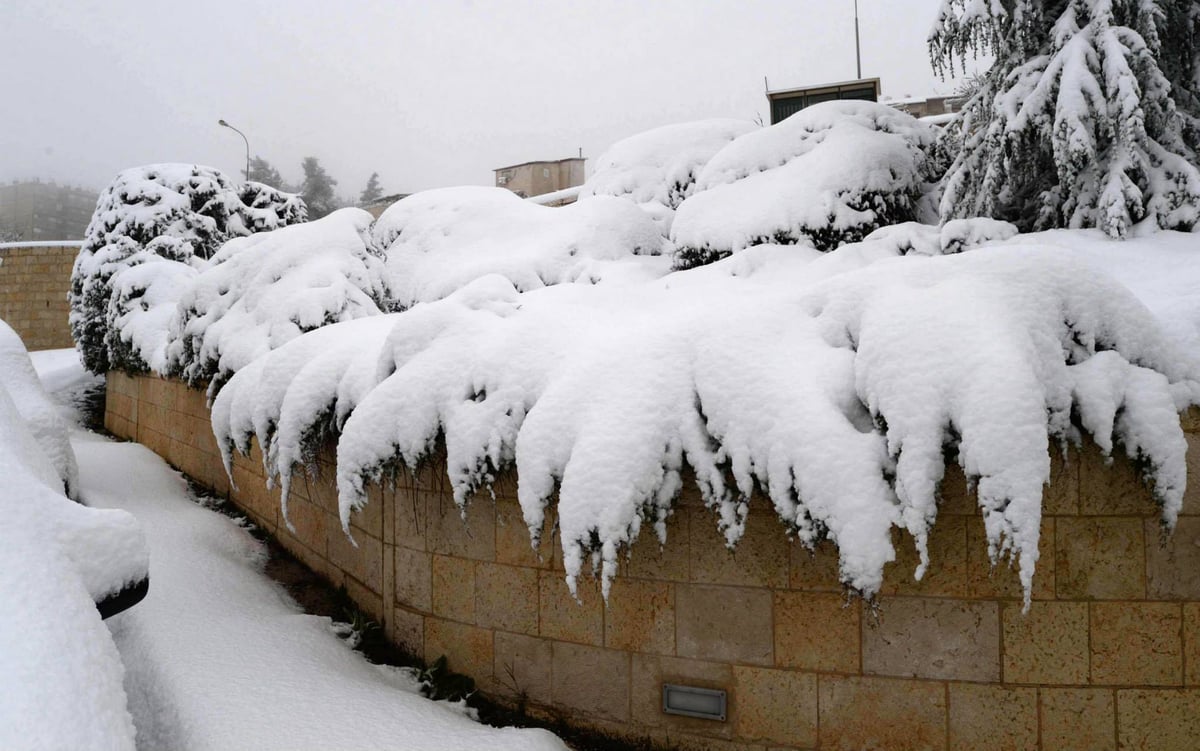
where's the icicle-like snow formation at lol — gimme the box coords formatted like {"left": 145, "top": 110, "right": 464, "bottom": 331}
{"left": 213, "top": 229, "right": 1200, "bottom": 607}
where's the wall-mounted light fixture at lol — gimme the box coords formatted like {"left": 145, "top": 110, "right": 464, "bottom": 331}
{"left": 662, "top": 683, "right": 727, "bottom": 722}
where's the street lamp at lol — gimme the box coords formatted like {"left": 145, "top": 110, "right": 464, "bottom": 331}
{"left": 217, "top": 119, "right": 250, "bottom": 182}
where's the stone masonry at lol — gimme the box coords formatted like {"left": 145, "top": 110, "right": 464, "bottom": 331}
{"left": 0, "top": 243, "right": 77, "bottom": 350}
{"left": 107, "top": 371, "right": 1200, "bottom": 750}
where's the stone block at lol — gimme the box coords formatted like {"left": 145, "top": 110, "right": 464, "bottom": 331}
{"left": 393, "top": 546, "right": 432, "bottom": 612}
{"left": 1055, "top": 518, "right": 1145, "bottom": 599}
{"left": 939, "top": 463, "right": 977, "bottom": 515}
{"left": 1145, "top": 517, "right": 1200, "bottom": 599}
{"left": 676, "top": 584, "right": 772, "bottom": 666}
{"left": 1186, "top": 603, "right": 1200, "bottom": 686}
{"left": 495, "top": 499, "right": 553, "bottom": 569}
{"left": 539, "top": 569, "right": 603, "bottom": 646}
{"left": 326, "top": 523, "right": 383, "bottom": 595}
{"left": 551, "top": 642, "right": 630, "bottom": 721}
{"left": 731, "top": 666, "right": 816, "bottom": 747}
{"left": 788, "top": 538, "right": 843, "bottom": 593}
{"left": 424, "top": 617, "right": 494, "bottom": 692}
{"left": 1183, "top": 433, "right": 1200, "bottom": 515}
{"left": 947, "top": 683, "right": 1036, "bottom": 751}
{"left": 630, "top": 653, "right": 733, "bottom": 736}
{"left": 604, "top": 577, "right": 675, "bottom": 655}
{"left": 427, "top": 492, "right": 495, "bottom": 561}
{"left": 689, "top": 507, "right": 789, "bottom": 588}
{"left": 773, "top": 591, "right": 859, "bottom": 673}
{"left": 882, "top": 516, "right": 969, "bottom": 597}
{"left": 431, "top": 554, "right": 475, "bottom": 623}
{"left": 475, "top": 562, "right": 538, "bottom": 635}
{"left": 863, "top": 597, "right": 999, "bottom": 682}
{"left": 1090, "top": 602, "right": 1182, "bottom": 686}
{"left": 493, "top": 631, "right": 552, "bottom": 705}
{"left": 1116, "top": 689, "right": 1200, "bottom": 751}
{"left": 344, "top": 575, "right": 385, "bottom": 625}
{"left": 393, "top": 486, "right": 428, "bottom": 551}
{"left": 1002, "top": 601, "right": 1089, "bottom": 685}
{"left": 351, "top": 482, "right": 385, "bottom": 539}
{"left": 279, "top": 496, "right": 328, "bottom": 558}
{"left": 625, "top": 510, "right": 690, "bottom": 582}
{"left": 1045, "top": 447, "right": 1080, "bottom": 515}
{"left": 1079, "top": 442, "right": 1156, "bottom": 515}
{"left": 967, "top": 515, "right": 1054, "bottom": 600}
{"left": 1039, "top": 688, "right": 1115, "bottom": 751}
{"left": 818, "top": 675, "right": 946, "bottom": 751}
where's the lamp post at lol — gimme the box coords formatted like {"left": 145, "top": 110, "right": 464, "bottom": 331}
{"left": 217, "top": 119, "right": 250, "bottom": 181}
{"left": 854, "top": 0, "right": 862, "bottom": 79}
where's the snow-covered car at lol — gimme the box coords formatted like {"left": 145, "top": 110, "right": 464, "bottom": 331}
{"left": 1, "top": 320, "right": 149, "bottom": 747}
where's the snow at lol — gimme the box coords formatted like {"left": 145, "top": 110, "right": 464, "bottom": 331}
{"left": 214, "top": 226, "right": 1200, "bottom": 607}
{"left": 578, "top": 118, "right": 757, "bottom": 232}
{"left": 670, "top": 101, "right": 943, "bottom": 263}
{"left": 167, "top": 208, "right": 392, "bottom": 393}
{"left": 372, "top": 186, "right": 668, "bottom": 308}
{"left": 5, "top": 350, "right": 566, "bottom": 751}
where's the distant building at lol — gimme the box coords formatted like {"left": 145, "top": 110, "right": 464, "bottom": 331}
{"left": 884, "top": 94, "right": 967, "bottom": 119}
{"left": 494, "top": 158, "right": 586, "bottom": 201}
{"left": 0, "top": 181, "right": 98, "bottom": 242}
{"left": 361, "top": 193, "right": 411, "bottom": 219}
{"left": 766, "top": 77, "right": 881, "bottom": 124}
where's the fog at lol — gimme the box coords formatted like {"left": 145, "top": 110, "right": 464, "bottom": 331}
{"left": 1, "top": 0, "right": 983, "bottom": 197}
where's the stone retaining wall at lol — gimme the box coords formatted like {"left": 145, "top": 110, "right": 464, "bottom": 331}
{"left": 106, "top": 371, "right": 1200, "bottom": 750}
{"left": 0, "top": 242, "right": 78, "bottom": 350}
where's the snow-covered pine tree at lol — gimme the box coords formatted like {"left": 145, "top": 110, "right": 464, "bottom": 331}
{"left": 930, "top": 0, "right": 1200, "bottom": 237}
{"left": 70, "top": 164, "right": 307, "bottom": 374}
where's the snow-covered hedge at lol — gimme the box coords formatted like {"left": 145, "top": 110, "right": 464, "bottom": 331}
{"left": 212, "top": 229, "right": 1200, "bottom": 606}
{"left": 167, "top": 208, "right": 394, "bottom": 394}
{"left": 670, "top": 101, "right": 946, "bottom": 268}
{"left": 372, "top": 187, "right": 667, "bottom": 308}
{"left": 70, "top": 164, "right": 307, "bottom": 374}
{"left": 578, "top": 119, "right": 757, "bottom": 233}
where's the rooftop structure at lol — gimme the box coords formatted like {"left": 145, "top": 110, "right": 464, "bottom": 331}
{"left": 765, "top": 77, "right": 881, "bottom": 124}
{"left": 494, "top": 157, "right": 585, "bottom": 202}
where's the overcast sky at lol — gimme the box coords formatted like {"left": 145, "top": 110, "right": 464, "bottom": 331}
{"left": 2, "top": 0, "right": 984, "bottom": 198}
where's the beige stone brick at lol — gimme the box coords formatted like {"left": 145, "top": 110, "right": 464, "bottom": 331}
{"left": 353, "top": 482, "right": 385, "bottom": 539}
{"left": 1039, "top": 688, "right": 1115, "bottom": 751}
{"left": 1186, "top": 603, "right": 1200, "bottom": 686}
{"left": 495, "top": 499, "right": 554, "bottom": 569}
{"left": 551, "top": 641, "right": 630, "bottom": 721}
{"left": 1183, "top": 433, "right": 1200, "bottom": 515}
{"left": 625, "top": 509, "right": 690, "bottom": 582}
{"left": 1045, "top": 447, "right": 1080, "bottom": 515}
{"left": 818, "top": 675, "right": 946, "bottom": 751}
{"left": 424, "top": 617, "right": 494, "bottom": 691}
{"left": 947, "top": 683, "right": 1036, "bottom": 751}
{"left": 939, "top": 463, "right": 977, "bottom": 515}
{"left": 279, "top": 497, "right": 328, "bottom": 558}
{"left": 394, "top": 546, "right": 432, "bottom": 612}
{"left": 605, "top": 577, "right": 674, "bottom": 655}
{"left": 630, "top": 653, "right": 733, "bottom": 736}
{"left": 539, "top": 569, "right": 603, "bottom": 646}
{"left": 1002, "top": 601, "right": 1089, "bottom": 684}
{"left": 863, "top": 597, "right": 999, "bottom": 682}
{"left": 1091, "top": 602, "right": 1182, "bottom": 686}
{"left": 327, "top": 524, "right": 383, "bottom": 595}
{"left": 427, "top": 492, "right": 495, "bottom": 561}
{"left": 431, "top": 554, "right": 475, "bottom": 623}
{"left": 393, "top": 486, "right": 428, "bottom": 551}
{"left": 475, "top": 562, "right": 538, "bottom": 635}
{"left": 676, "top": 584, "right": 773, "bottom": 666}
{"left": 689, "top": 507, "right": 789, "bottom": 588}
{"left": 731, "top": 666, "right": 816, "bottom": 747}
{"left": 788, "top": 538, "right": 843, "bottom": 593}
{"left": 1116, "top": 689, "right": 1200, "bottom": 751}
{"left": 1055, "top": 518, "right": 1145, "bottom": 599}
{"left": 1145, "top": 517, "right": 1200, "bottom": 600}
{"left": 344, "top": 575, "right": 385, "bottom": 625}
{"left": 1079, "top": 442, "right": 1156, "bottom": 515}
{"left": 773, "top": 591, "right": 859, "bottom": 673}
{"left": 967, "top": 515, "right": 1055, "bottom": 600}
{"left": 493, "top": 631, "right": 552, "bottom": 705}
{"left": 883, "top": 516, "right": 969, "bottom": 597}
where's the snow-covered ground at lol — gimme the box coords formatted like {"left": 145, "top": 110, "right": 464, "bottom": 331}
{"left": 17, "top": 350, "right": 566, "bottom": 751}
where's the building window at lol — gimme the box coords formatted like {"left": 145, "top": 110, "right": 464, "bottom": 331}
{"left": 542, "top": 167, "right": 550, "bottom": 178}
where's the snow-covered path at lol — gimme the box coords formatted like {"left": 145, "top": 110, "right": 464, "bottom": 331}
{"left": 31, "top": 352, "right": 566, "bottom": 751}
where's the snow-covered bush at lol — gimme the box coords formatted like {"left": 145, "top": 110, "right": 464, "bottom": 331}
{"left": 212, "top": 232, "right": 1200, "bottom": 607}
{"left": 168, "top": 208, "right": 394, "bottom": 395}
{"left": 372, "top": 187, "right": 667, "bottom": 308}
{"left": 70, "top": 164, "right": 306, "bottom": 374}
{"left": 670, "top": 101, "right": 945, "bottom": 268}
{"left": 578, "top": 119, "right": 757, "bottom": 233}
{"left": 930, "top": 0, "right": 1200, "bottom": 236}
{"left": 105, "top": 258, "right": 199, "bottom": 375}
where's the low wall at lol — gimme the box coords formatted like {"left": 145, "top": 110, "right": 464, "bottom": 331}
{"left": 106, "top": 371, "right": 1200, "bottom": 750}
{"left": 0, "top": 242, "right": 79, "bottom": 350}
